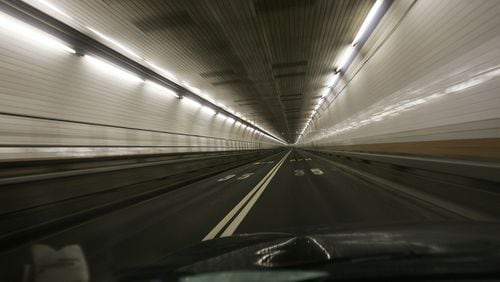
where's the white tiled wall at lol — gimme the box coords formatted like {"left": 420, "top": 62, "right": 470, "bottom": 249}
{"left": 300, "top": 0, "right": 500, "bottom": 147}
{"left": 0, "top": 11, "right": 278, "bottom": 160}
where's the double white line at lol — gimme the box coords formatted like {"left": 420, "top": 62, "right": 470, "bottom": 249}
{"left": 203, "top": 150, "right": 291, "bottom": 241}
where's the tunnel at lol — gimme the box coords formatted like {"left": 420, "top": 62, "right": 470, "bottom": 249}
{"left": 1, "top": 0, "right": 500, "bottom": 281}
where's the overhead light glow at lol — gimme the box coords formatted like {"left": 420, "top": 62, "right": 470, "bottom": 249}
{"left": 84, "top": 55, "right": 144, "bottom": 83}
{"left": 337, "top": 45, "right": 355, "bottom": 71}
{"left": 145, "top": 80, "right": 179, "bottom": 98}
{"left": 182, "top": 81, "right": 201, "bottom": 95}
{"left": 183, "top": 97, "right": 202, "bottom": 108}
{"left": 201, "top": 106, "right": 216, "bottom": 115}
{"left": 352, "top": 0, "right": 385, "bottom": 45}
{"left": 327, "top": 73, "right": 341, "bottom": 88}
{"left": 145, "top": 61, "right": 177, "bottom": 82}
{"left": 0, "top": 11, "right": 75, "bottom": 54}
{"left": 216, "top": 112, "right": 227, "bottom": 120}
{"left": 88, "top": 27, "right": 141, "bottom": 59}
{"left": 32, "top": 0, "right": 73, "bottom": 19}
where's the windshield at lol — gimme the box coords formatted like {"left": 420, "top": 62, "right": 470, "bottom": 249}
{"left": 0, "top": 0, "right": 500, "bottom": 281}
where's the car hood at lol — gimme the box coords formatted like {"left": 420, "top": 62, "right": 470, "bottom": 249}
{"left": 118, "top": 222, "right": 500, "bottom": 281}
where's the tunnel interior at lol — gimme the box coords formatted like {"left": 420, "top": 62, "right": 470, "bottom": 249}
{"left": 0, "top": 0, "right": 500, "bottom": 281}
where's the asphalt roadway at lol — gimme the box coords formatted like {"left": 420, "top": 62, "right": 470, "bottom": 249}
{"left": 0, "top": 149, "right": 478, "bottom": 280}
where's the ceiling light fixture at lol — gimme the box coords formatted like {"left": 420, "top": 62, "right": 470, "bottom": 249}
{"left": 352, "top": 0, "right": 384, "bottom": 46}
{"left": 145, "top": 80, "right": 179, "bottom": 98}
{"left": 88, "top": 27, "right": 141, "bottom": 59}
{"left": 0, "top": 11, "right": 75, "bottom": 54}
{"left": 145, "top": 61, "right": 177, "bottom": 82}
{"left": 201, "top": 105, "right": 216, "bottom": 115}
{"left": 84, "top": 55, "right": 144, "bottom": 83}
{"left": 182, "top": 97, "right": 202, "bottom": 108}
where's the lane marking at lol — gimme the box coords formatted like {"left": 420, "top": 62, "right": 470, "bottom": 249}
{"left": 203, "top": 151, "right": 291, "bottom": 241}
{"left": 217, "top": 174, "right": 236, "bottom": 181}
{"left": 290, "top": 159, "right": 296, "bottom": 162}
{"left": 237, "top": 173, "right": 254, "bottom": 180}
{"left": 310, "top": 168, "right": 324, "bottom": 175}
{"left": 294, "top": 169, "right": 304, "bottom": 176}
{"left": 254, "top": 161, "right": 274, "bottom": 165}
{"left": 221, "top": 152, "right": 290, "bottom": 237}
{"left": 305, "top": 158, "right": 312, "bottom": 161}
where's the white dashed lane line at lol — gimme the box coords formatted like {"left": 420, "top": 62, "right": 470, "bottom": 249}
{"left": 217, "top": 174, "right": 236, "bottom": 182}
{"left": 237, "top": 173, "right": 254, "bottom": 180}
{"left": 310, "top": 168, "right": 324, "bottom": 175}
{"left": 294, "top": 169, "right": 305, "bottom": 176}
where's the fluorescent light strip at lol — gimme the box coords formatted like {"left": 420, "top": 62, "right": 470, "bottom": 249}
{"left": 84, "top": 55, "right": 144, "bottom": 83}
{"left": 0, "top": 11, "right": 75, "bottom": 54}
{"left": 88, "top": 27, "right": 141, "bottom": 59}
{"left": 201, "top": 106, "right": 216, "bottom": 115}
{"left": 145, "top": 80, "right": 179, "bottom": 98}
{"left": 353, "top": 0, "right": 384, "bottom": 45}
{"left": 145, "top": 61, "right": 177, "bottom": 82}
{"left": 337, "top": 45, "right": 355, "bottom": 72}
{"left": 182, "top": 81, "right": 201, "bottom": 95}
{"left": 183, "top": 97, "right": 202, "bottom": 108}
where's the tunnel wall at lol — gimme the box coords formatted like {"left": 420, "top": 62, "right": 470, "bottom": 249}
{"left": 300, "top": 0, "right": 500, "bottom": 159}
{"left": 0, "top": 12, "right": 279, "bottom": 161}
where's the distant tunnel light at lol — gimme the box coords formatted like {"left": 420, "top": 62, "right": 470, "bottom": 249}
{"left": 88, "top": 27, "right": 141, "bottom": 60}
{"left": 145, "top": 80, "right": 179, "bottom": 98}
{"left": 0, "top": 11, "right": 75, "bottom": 54}
{"left": 84, "top": 55, "right": 144, "bottom": 83}
{"left": 352, "top": 0, "right": 385, "bottom": 46}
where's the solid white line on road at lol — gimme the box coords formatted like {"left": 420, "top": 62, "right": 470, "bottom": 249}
{"left": 221, "top": 151, "right": 290, "bottom": 237}
{"left": 237, "top": 173, "right": 254, "bottom": 180}
{"left": 203, "top": 151, "right": 291, "bottom": 241}
{"left": 310, "top": 168, "right": 324, "bottom": 175}
{"left": 294, "top": 169, "right": 304, "bottom": 176}
{"left": 217, "top": 174, "right": 236, "bottom": 181}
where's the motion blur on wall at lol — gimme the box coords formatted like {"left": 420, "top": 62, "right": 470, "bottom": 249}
{"left": 298, "top": 0, "right": 500, "bottom": 160}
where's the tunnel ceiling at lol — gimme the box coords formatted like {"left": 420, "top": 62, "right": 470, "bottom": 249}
{"left": 25, "top": 0, "right": 373, "bottom": 143}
